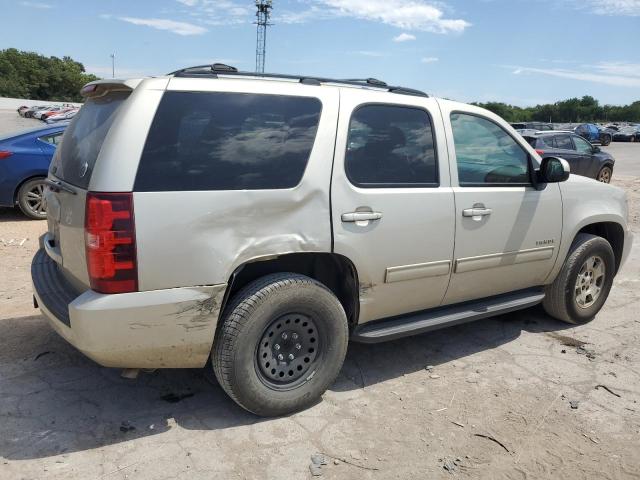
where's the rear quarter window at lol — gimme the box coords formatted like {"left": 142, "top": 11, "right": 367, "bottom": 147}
{"left": 134, "top": 92, "right": 322, "bottom": 191}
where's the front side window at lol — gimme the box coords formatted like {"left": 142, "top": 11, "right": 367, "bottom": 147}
{"left": 135, "top": 92, "right": 322, "bottom": 191}
{"left": 345, "top": 104, "right": 438, "bottom": 187}
{"left": 573, "top": 136, "right": 593, "bottom": 154}
{"left": 450, "top": 113, "right": 529, "bottom": 185}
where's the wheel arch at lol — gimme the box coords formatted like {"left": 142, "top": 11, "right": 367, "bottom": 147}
{"left": 217, "top": 252, "right": 361, "bottom": 331}
{"left": 575, "top": 221, "right": 625, "bottom": 274}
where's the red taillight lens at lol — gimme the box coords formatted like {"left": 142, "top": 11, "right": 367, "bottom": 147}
{"left": 535, "top": 149, "right": 545, "bottom": 156}
{"left": 0, "top": 151, "right": 13, "bottom": 159}
{"left": 85, "top": 192, "right": 138, "bottom": 294}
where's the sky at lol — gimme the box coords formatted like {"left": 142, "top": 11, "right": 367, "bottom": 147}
{"left": 1, "top": 0, "right": 639, "bottom": 106}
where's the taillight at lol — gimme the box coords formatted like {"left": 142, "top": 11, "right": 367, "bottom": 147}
{"left": 0, "top": 151, "right": 13, "bottom": 159}
{"left": 85, "top": 192, "right": 138, "bottom": 294}
{"left": 535, "top": 149, "right": 545, "bottom": 156}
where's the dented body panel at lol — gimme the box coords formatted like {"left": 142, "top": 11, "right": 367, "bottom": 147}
{"left": 33, "top": 267, "right": 226, "bottom": 368}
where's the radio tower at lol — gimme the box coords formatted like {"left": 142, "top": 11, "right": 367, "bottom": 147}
{"left": 255, "top": 0, "right": 273, "bottom": 73}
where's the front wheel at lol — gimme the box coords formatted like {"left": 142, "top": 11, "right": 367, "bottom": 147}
{"left": 543, "top": 234, "right": 615, "bottom": 325}
{"left": 212, "top": 273, "right": 349, "bottom": 416}
{"left": 597, "top": 165, "right": 612, "bottom": 183}
{"left": 17, "top": 178, "right": 47, "bottom": 220}
{"left": 601, "top": 134, "right": 611, "bottom": 146}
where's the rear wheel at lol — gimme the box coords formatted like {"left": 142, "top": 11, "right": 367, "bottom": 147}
{"left": 212, "top": 273, "right": 349, "bottom": 416}
{"left": 17, "top": 178, "right": 47, "bottom": 220}
{"left": 543, "top": 234, "right": 615, "bottom": 325}
{"left": 601, "top": 134, "right": 611, "bottom": 146}
{"left": 597, "top": 165, "right": 612, "bottom": 183}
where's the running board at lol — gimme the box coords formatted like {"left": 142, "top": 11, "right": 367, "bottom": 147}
{"left": 351, "top": 288, "right": 545, "bottom": 343}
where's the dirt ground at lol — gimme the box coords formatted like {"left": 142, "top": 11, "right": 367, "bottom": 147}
{"left": 1, "top": 111, "right": 639, "bottom": 479}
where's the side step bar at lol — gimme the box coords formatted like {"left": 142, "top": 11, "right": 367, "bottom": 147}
{"left": 351, "top": 288, "right": 545, "bottom": 343}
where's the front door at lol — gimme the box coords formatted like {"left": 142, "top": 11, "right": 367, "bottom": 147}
{"left": 439, "top": 106, "right": 563, "bottom": 305}
{"left": 331, "top": 90, "right": 455, "bottom": 324}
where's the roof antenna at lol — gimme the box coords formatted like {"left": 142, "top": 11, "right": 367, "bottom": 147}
{"left": 255, "top": 0, "right": 273, "bottom": 73}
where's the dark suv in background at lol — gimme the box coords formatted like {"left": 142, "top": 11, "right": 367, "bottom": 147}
{"left": 557, "top": 123, "right": 612, "bottom": 146}
{"left": 523, "top": 132, "right": 615, "bottom": 183}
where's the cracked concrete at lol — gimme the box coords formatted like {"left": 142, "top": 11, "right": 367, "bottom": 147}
{"left": 1, "top": 112, "right": 639, "bottom": 479}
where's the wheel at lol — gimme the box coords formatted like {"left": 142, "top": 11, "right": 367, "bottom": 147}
{"left": 212, "top": 273, "right": 349, "bottom": 416}
{"left": 601, "top": 134, "right": 611, "bottom": 146}
{"left": 17, "top": 178, "right": 47, "bottom": 220}
{"left": 597, "top": 165, "right": 612, "bottom": 183}
{"left": 543, "top": 234, "right": 615, "bottom": 325}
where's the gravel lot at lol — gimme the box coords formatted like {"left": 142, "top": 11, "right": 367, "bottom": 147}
{"left": 1, "top": 110, "right": 639, "bottom": 479}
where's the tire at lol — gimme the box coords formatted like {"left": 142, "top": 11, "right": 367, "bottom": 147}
{"left": 601, "top": 134, "right": 611, "bottom": 146}
{"left": 543, "top": 234, "right": 615, "bottom": 325}
{"left": 212, "top": 273, "right": 349, "bottom": 416}
{"left": 597, "top": 165, "right": 612, "bottom": 183}
{"left": 17, "top": 177, "right": 47, "bottom": 220}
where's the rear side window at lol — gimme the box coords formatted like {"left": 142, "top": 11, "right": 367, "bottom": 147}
{"left": 51, "top": 91, "right": 129, "bottom": 188}
{"left": 134, "top": 92, "right": 322, "bottom": 191}
{"left": 345, "top": 104, "right": 438, "bottom": 187}
{"left": 555, "top": 135, "right": 574, "bottom": 150}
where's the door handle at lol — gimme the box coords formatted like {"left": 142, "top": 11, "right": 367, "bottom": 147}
{"left": 341, "top": 211, "right": 383, "bottom": 223}
{"left": 462, "top": 207, "right": 492, "bottom": 217}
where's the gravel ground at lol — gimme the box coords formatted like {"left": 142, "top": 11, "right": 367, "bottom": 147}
{"left": 1, "top": 110, "right": 639, "bottom": 479}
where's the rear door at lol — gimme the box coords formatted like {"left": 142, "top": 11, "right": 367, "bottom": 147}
{"left": 45, "top": 89, "right": 131, "bottom": 288}
{"left": 331, "top": 90, "right": 455, "bottom": 324}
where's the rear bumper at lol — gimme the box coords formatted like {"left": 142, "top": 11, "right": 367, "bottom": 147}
{"left": 31, "top": 248, "right": 227, "bottom": 368}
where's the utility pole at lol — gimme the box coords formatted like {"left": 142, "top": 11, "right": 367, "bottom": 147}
{"left": 254, "top": 0, "right": 273, "bottom": 73}
{"left": 110, "top": 53, "right": 115, "bottom": 78}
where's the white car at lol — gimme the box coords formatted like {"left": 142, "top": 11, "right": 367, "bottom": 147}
{"left": 32, "top": 65, "right": 632, "bottom": 416}
{"left": 45, "top": 109, "right": 79, "bottom": 123}
{"left": 33, "top": 106, "right": 63, "bottom": 120}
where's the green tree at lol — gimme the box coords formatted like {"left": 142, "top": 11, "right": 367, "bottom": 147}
{"left": 0, "top": 48, "right": 99, "bottom": 102}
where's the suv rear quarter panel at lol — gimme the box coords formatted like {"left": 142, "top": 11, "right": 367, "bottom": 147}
{"left": 133, "top": 78, "right": 340, "bottom": 290}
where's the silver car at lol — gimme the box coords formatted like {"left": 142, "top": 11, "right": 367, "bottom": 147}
{"left": 32, "top": 65, "right": 633, "bottom": 416}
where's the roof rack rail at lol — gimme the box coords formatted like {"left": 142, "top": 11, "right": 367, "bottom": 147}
{"left": 168, "top": 64, "right": 428, "bottom": 98}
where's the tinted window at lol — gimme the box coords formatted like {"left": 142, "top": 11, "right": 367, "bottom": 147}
{"left": 450, "top": 113, "right": 529, "bottom": 185}
{"left": 345, "top": 105, "right": 437, "bottom": 187}
{"left": 51, "top": 92, "right": 129, "bottom": 188}
{"left": 537, "top": 136, "right": 555, "bottom": 149}
{"left": 135, "top": 92, "right": 321, "bottom": 191}
{"left": 555, "top": 135, "right": 574, "bottom": 150}
{"left": 573, "top": 136, "right": 593, "bottom": 154}
{"left": 39, "top": 132, "right": 63, "bottom": 145}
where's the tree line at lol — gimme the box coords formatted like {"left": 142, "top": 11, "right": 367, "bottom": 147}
{"left": 472, "top": 96, "right": 640, "bottom": 124}
{"left": 0, "top": 48, "right": 99, "bottom": 103}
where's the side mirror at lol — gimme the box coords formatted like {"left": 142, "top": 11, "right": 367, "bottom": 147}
{"left": 538, "top": 157, "right": 570, "bottom": 183}
{"left": 593, "top": 146, "right": 601, "bottom": 153}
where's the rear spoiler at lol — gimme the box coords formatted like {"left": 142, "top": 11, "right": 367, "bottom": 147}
{"left": 80, "top": 79, "right": 142, "bottom": 98}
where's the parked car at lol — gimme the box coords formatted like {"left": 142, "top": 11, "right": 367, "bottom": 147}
{"left": 613, "top": 126, "right": 640, "bottom": 142}
{"left": 32, "top": 67, "right": 632, "bottom": 417}
{"left": 510, "top": 121, "right": 554, "bottom": 131}
{"left": 46, "top": 108, "right": 79, "bottom": 123}
{"left": 0, "top": 124, "right": 67, "bottom": 219}
{"left": 573, "top": 123, "right": 612, "bottom": 146}
{"left": 33, "top": 106, "right": 64, "bottom": 120}
{"left": 23, "top": 106, "right": 48, "bottom": 118}
{"left": 41, "top": 107, "right": 74, "bottom": 120}
{"left": 523, "top": 132, "right": 615, "bottom": 183}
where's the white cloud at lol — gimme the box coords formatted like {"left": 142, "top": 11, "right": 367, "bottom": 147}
{"left": 117, "top": 17, "right": 207, "bottom": 35}
{"left": 393, "top": 32, "right": 416, "bottom": 42}
{"left": 19, "top": 1, "right": 52, "bottom": 8}
{"left": 584, "top": 0, "right": 640, "bottom": 15}
{"left": 318, "top": 0, "right": 471, "bottom": 33}
{"left": 421, "top": 56, "right": 439, "bottom": 63}
{"left": 176, "top": 0, "right": 253, "bottom": 25}
{"left": 511, "top": 62, "right": 640, "bottom": 87}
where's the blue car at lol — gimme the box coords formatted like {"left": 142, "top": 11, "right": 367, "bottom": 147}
{"left": 0, "top": 124, "right": 67, "bottom": 219}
